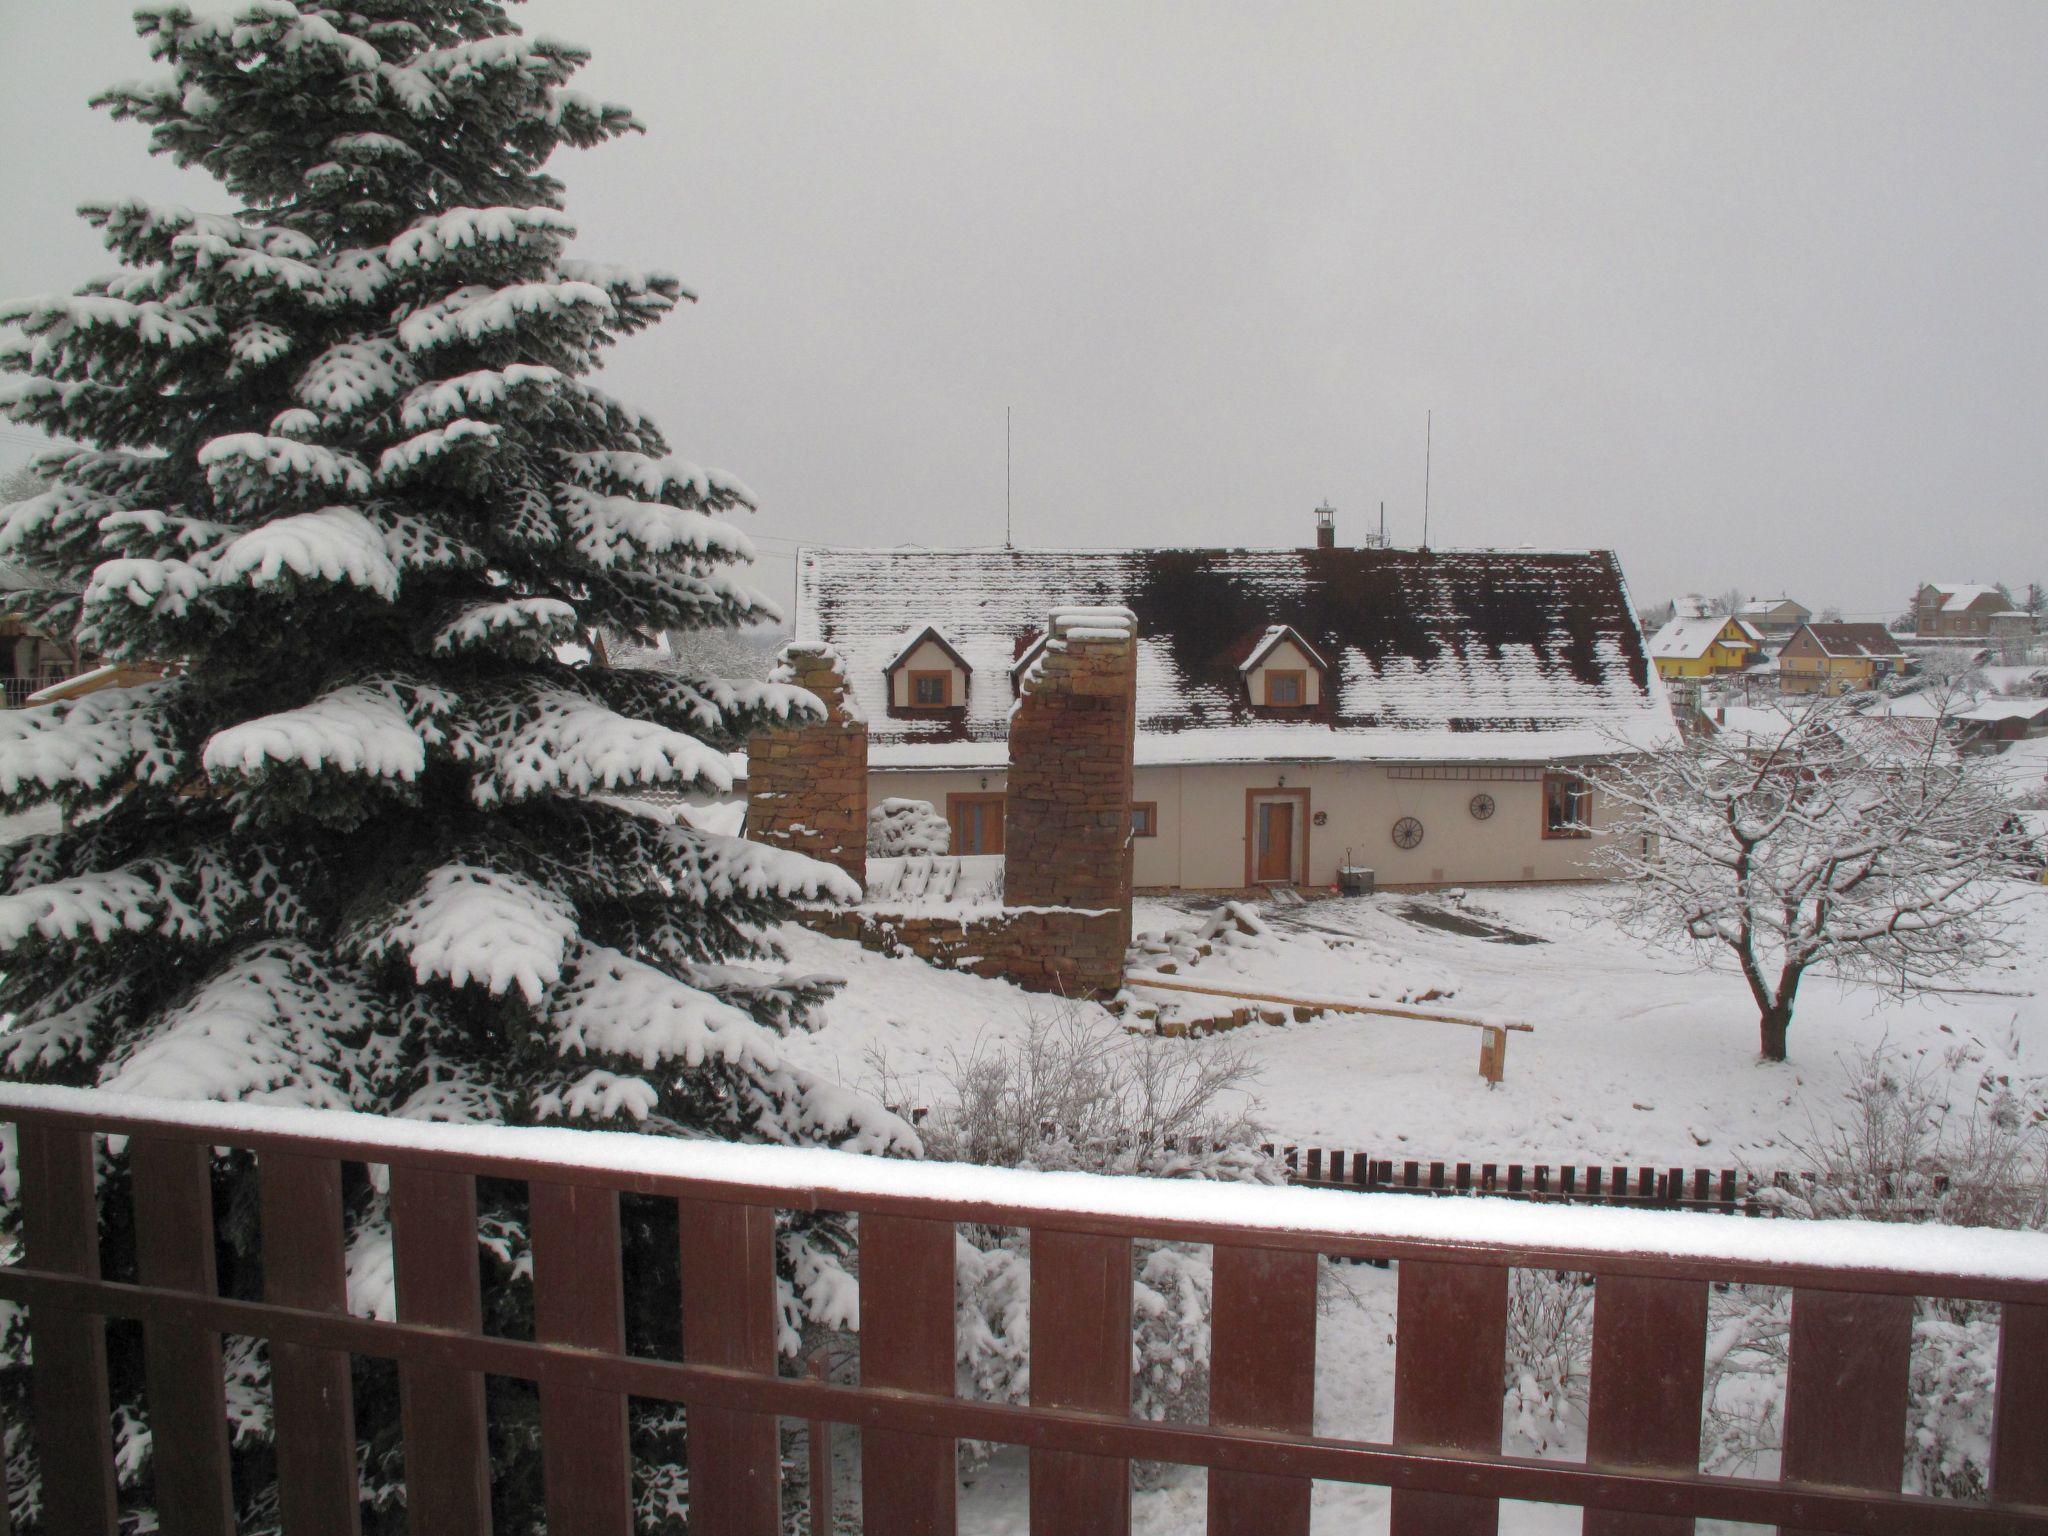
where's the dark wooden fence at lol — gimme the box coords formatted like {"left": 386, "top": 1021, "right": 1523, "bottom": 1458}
{"left": 1266, "top": 1143, "right": 1981, "bottom": 1217}
{"left": 1270, "top": 1144, "right": 1755, "bottom": 1211}
{"left": 3, "top": 1084, "right": 2047, "bottom": 1535}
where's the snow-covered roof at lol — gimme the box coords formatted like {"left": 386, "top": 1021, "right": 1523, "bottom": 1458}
{"left": 1956, "top": 698, "right": 2048, "bottom": 724}
{"left": 795, "top": 545, "right": 1677, "bottom": 768}
{"left": 1647, "top": 614, "right": 1747, "bottom": 660}
{"left": 1799, "top": 622, "right": 1906, "bottom": 660}
{"left": 1237, "top": 624, "right": 1330, "bottom": 674}
{"left": 1737, "top": 596, "right": 1808, "bottom": 618}
{"left": 1926, "top": 582, "right": 2008, "bottom": 613}
{"left": 885, "top": 623, "right": 972, "bottom": 674}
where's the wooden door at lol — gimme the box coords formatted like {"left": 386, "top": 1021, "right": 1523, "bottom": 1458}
{"left": 949, "top": 794, "right": 1005, "bottom": 856}
{"left": 1255, "top": 800, "right": 1294, "bottom": 882}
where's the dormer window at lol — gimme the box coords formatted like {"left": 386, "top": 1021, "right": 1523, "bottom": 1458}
{"left": 885, "top": 624, "right": 971, "bottom": 714}
{"left": 1239, "top": 625, "right": 1330, "bottom": 714}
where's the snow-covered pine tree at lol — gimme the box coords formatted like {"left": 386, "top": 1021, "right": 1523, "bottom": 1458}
{"left": 0, "top": 2, "right": 909, "bottom": 1527}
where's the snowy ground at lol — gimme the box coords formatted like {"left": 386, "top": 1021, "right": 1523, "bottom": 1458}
{"left": 780, "top": 879, "right": 2047, "bottom": 1534}
{"left": 780, "top": 881, "right": 2048, "bottom": 1172}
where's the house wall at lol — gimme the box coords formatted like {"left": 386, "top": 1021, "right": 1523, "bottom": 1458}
{"left": 1246, "top": 638, "right": 1323, "bottom": 705}
{"left": 869, "top": 760, "right": 1615, "bottom": 890}
{"left": 888, "top": 638, "right": 968, "bottom": 707}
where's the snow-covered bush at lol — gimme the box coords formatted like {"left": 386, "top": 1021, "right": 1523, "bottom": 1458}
{"left": 1503, "top": 1270, "right": 1595, "bottom": 1456}
{"left": 0, "top": 4, "right": 907, "bottom": 1529}
{"left": 897, "top": 1010, "right": 1277, "bottom": 1467}
{"left": 867, "top": 796, "right": 950, "bottom": 857}
{"left": 1696, "top": 1038, "right": 2046, "bottom": 1495}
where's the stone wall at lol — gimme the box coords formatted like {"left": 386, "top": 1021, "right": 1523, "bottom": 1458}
{"left": 801, "top": 906, "right": 1128, "bottom": 997}
{"left": 746, "top": 643, "right": 868, "bottom": 890}
{"left": 1003, "top": 608, "right": 1138, "bottom": 992}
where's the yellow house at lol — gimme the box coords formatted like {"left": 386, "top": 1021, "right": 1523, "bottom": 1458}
{"left": 1647, "top": 614, "right": 1760, "bottom": 680}
{"left": 1778, "top": 622, "right": 1907, "bottom": 696}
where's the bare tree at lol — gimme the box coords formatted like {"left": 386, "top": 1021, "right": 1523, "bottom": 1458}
{"left": 1708, "top": 587, "right": 1747, "bottom": 618}
{"left": 1591, "top": 692, "right": 2031, "bottom": 1061}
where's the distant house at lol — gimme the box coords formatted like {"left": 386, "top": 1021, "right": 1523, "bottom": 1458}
{"left": 1735, "top": 596, "right": 1811, "bottom": 636}
{"left": 794, "top": 537, "right": 1678, "bottom": 891}
{"left": 1778, "top": 622, "right": 1907, "bottom": 695}
{"left": 1953, "top": 697, "right": 2048, "bottom": 744}
{"left": 0, "top": 558, "right": 86, "bottom": 708}
{"left": 1914, "top": 582, "right": 2024, "bottom": 639}
{"left": 1646, "top": 614, "right": 1761, "bottom": 680}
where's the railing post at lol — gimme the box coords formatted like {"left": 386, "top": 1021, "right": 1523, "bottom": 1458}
{"left": 1582, "top": 1274, "right": 1708, "bottom": 1535}
{"left": 18, "top": 1121, "right": 116, "bottom": 1535}
{"left": 1992, "top": 1300, "right": 2048, "bottom": 1506}
{"left": 1207, "top": 1243, "right": 1316, "bottom": 1536}
{"left": 259, "top": 1151, "right": 360, "bottom": 1536}
{"left": 390, "top": 1164, "right": 492, "bottom": 1533}
{"left": 531, "top": 1181, "right": 632, "bottom": 1536}
{"left": 1777, "top": 1289, "right": 1912, "bottom": 1536}
{"left": 679, "top": 1198, "right": 782, "bottom": 1536}
{"left": 1029, "top": 1229, "right": 1133, "bottom": 1536}
{"left": 131, "top": 1136, "right": 235, "bottom": 1536}
{"left": 1391, "top": 1259, "right": 1507, "bottom": 1536}
{"left": 858, "top": 1212, "right": 956, "bottom": 1535}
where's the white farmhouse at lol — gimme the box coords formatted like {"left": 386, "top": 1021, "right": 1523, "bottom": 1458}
{"left": 791, "top": 534, "right": 1677, "bottom": 892}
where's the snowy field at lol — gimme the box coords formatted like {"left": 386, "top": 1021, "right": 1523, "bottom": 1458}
{"left": 782, "top": 879, "right": 2046, "bottom": 1534}
{"left": 780, "top": 881, "right": 2048, "bottom": 1172}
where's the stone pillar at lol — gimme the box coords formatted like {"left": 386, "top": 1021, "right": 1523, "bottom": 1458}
{"left": 1004, "top": 606, "right": 1138, "bottom": 994}
{"left": 747, "top": 642, "right": 867, "bottom": 892}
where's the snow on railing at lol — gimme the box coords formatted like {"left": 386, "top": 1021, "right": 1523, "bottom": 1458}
{"left": 4, "top": 1084, "right": 2047, "bottom": 1536}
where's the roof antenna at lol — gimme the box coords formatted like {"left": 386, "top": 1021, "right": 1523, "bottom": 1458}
{"left": 1005, "top": 405, "right": 1013, "bottom": 549}
{"left": 1421, "top": 409, "right": 1433, "bottom": 550}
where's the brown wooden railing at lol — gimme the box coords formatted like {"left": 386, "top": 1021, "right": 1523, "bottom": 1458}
{"left": 3, "top": 1084, "right": 2047, "bottom": 1534}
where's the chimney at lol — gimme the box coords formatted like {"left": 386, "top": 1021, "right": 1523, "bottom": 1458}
{"left": 1313, "top": 501, "right": 1336, "bottom": 551}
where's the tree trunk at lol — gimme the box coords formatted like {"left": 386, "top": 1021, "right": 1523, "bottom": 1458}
{"left": 1758, "top": 1004, "right": 1791, "bottom": 1062}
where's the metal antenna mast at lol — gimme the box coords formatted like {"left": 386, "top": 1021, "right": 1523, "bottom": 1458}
{"left": 1422, "top": 409, "right": 1433, "bottom": 550}
{"left": 1005, "top": 406, "right": 1013, "bottom": 548}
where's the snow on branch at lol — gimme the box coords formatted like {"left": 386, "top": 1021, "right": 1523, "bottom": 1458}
{"left": 548, "top": 941, "right": 770, "bottom": 1070}
{"left": 293, "top": 339, "right": 416, "bottom": 415}
{"left": 386, "top": 206, "right": 577, "bottom": 269}
{"left": 376, "top": 419, "right": 501, "bottom": 482}
{"left": 98, "top": 940, "right": 371, "bottom": 1111}
{"left": 0, "top": 679, "right": 185, "bottom": 804}
{"left": 399, "top": 364, "right": 564, "bottom": 429}
{"left": 202, "top": 681, "right": 426, "bottom": 783}
{"left": 0, "top": 867, "right": 161, "bottom": 949}
{"left": 396, "top": 280, "right": 612, "bottom": 352}
{"left": 199, "top": 433, "right": 372, "bottom": 501}
{"left": 652, "top": 823, "right": 863, "bottom": 906}
{"left": 562, "top": 449, "right": 757, "bottom": 511}
{"left": 557, "top": 483, "right": 754, "bottom": 567}
{"left": 355, "top": 864, "right": 578, "bottom": 1006}
{"left": 432, "top": 597, "right": 580, "bottom": 656}
{"left": 208, "top": 506, "right": 400, "bottom": 599}
{"left": 468, "top": 683, "right": 733, "bottom": 806}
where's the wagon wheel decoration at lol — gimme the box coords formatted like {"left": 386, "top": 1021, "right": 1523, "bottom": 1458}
{"left": 1391, "top": 815, "right": 1424, "bottom": 849}
{"left": 1468, "top": 792, "right": 1496, "bottom": 821}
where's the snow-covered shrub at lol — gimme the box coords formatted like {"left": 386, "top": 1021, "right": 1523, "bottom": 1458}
{"left": 1700, "top": 1037, "right": 2047, "bottom": 1494}
{"left": 1503, "top": 1270, "right": 1595, "bottom": 1456}
{"left": 867, "top": 796, "right": 950, "bottom": 857}
{"left": 1757, "top": 1035, "right": 2048, "bottom": 1231}
{"left": 0, "top": 4, "right": 911, "bottom": 1529}
{"left": 898, "top": 1009, "right": 1278, "bottom": 1469}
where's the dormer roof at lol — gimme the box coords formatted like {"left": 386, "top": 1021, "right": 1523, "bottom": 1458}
{"left": 1238, "top": 623, "right": 1330, "bottom": 674}
{"left": 884, "top": 624, "right": 972, "bottom": 675}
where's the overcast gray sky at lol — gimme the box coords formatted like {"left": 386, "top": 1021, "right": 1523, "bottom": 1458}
{"left": 4, "top": 1, "right": 2045, "bottom": 622}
